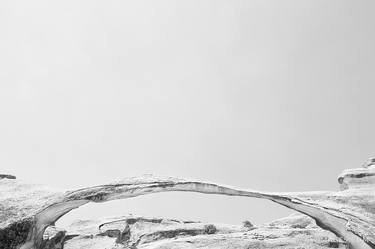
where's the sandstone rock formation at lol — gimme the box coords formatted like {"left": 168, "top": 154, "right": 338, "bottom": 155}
{"left": 1, "top": 161, "right": 375, "bottom": 249}
{"left": 43, "top": 214, "right": 346, "bottom": 249}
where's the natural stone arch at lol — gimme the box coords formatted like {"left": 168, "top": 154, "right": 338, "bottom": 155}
{"left": 2, "top": 165, "right": 375, "bottom": 249}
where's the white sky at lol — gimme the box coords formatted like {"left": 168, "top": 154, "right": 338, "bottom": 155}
{"left": 1, "top": 0, "right": 375, "bottom": 226}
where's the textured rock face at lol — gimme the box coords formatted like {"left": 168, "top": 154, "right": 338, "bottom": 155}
{"left": 43, "top": 214, "right": 346, "bottom": 249}
{"left": 338, "top": 164, "right": 375, "bottom": 190}
{"left": 1, "top": 160, "right": 375, "bottom": 249}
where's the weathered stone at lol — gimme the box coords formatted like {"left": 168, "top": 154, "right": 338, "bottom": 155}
{"left": 1, "top": 161, "right": 375, "bottom": 249}
{"left": 55, "top": 214, "right": 347, "bottom": 249}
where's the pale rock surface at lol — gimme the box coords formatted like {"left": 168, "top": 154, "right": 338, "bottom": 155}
{"left": 44, "top": 214, "right": 346, "bottom": 249}
{"left": 1, "top": 159, "right": 375, "bottom": 249}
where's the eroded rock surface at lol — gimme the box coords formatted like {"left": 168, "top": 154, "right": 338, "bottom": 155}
{"left": 43, "top": 214, "right": 346, "bottom": 249}
{"left": 1, "top": 160, "right": 375, "bottom": 249}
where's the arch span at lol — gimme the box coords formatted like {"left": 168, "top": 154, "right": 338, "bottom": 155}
{"left": 20, "top": 175, "right": 374, "bottom": 249}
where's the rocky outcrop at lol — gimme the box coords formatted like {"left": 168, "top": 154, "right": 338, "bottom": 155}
{"left": 338, "top": 163, "right": 375, "bottom": 190}
{"left": 1, "top": 160, "right": 375, "bottom": 249}
{"left": 43, "top": 214, "right": 346, "bottom": 249}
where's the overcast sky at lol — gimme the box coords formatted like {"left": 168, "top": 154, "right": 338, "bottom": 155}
{"left": 1, "top": 0, "right": 375, "bottom": 226}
